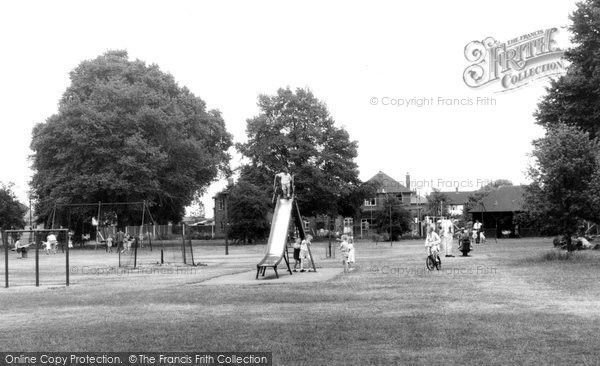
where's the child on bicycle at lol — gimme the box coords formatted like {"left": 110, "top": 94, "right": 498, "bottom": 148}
{"left": 424, "top": 226, "right": 441, "bottom": 262}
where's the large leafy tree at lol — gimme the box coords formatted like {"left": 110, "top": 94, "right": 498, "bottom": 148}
{"left": 0, "top": 183, "right": 27, "bottom": 231}
{"left": 237, "top": 87, "right": 361, "bottom": 217}
{"left": 425, "top": 190, "right": 450, "bottom": 217}
{"left": 30, "top": 50, "right": 232, "bottom": 225}
{"left": 227, "top": 181, "right": 271, "bottom": 243}
{"left": 535, "top": 0, "right": 600, "bottom": 138}
{"left": 524, "top": 124, "right": 600, "bottom": 250}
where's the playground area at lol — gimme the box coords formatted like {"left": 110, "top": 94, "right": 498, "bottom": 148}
{"left": 1, "top": 237, "right": 599, "bottom": 364}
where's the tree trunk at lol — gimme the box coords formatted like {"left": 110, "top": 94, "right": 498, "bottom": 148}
{"left": 565, "top": 234, "right": 574, "bottom": 252}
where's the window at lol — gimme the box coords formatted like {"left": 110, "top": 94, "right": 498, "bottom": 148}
{"left": 364, "top": 198, "right": 376, "bottom": 206}
{"left": 304, "top": 220, "right": 310, "bottom": 230}
{"left": 218, "top": 198, "right": 225, "bottom": 210}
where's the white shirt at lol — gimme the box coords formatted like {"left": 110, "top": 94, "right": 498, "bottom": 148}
{"left": 424, "top": 232, "right": 441, "bottom": 247}
{"left": 440, "top": 219, "right": 453, "bottom": 237}
{"left": 277, "top": 172, "right": 292, "bottom": 185}
{"left": 473, "top": 222, "right": 482, "bottom": 230}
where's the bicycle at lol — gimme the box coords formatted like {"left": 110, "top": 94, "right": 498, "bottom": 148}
{"left": 426, "top": 245, "right": 442, "bottom": 271}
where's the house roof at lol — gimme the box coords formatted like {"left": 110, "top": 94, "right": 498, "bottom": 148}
{"left": 438, "top": 191, "right": 473, "bottom": 205}
{"left": 469, "top": 185, "right": 525, "bottom": 213}
{"left": 367, "top": 171, "right": 411, "bottom": 193}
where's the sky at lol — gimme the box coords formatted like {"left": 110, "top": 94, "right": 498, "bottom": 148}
{"left": 0, "top": 0, "right": 579, "bottom": 218}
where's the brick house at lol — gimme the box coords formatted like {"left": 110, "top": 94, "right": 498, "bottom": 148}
{"left": 359, "top": 171, "right": 426, "bottom": 237}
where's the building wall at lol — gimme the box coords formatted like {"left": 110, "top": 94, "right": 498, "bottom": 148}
{"left": 213, "top": 193, "right": 228, "bottom": 238}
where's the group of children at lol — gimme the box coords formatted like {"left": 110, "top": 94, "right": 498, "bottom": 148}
{"left": 105, "top": 232, "right": 136, "bottom": 254}
{"left": 291, "top": 233, "right": 356, "bottom": 273}
{"left": 39, "top": 233, "right": 67, "bottom": 255}
{"left": 292, "top": 234, "right": 315, "bottom": 272}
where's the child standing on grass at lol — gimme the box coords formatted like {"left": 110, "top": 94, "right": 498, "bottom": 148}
{"left": 347, "top": 236, "right": 355, "bottom": 270}
{"left": 292, "top": 237, "right": 301, "bottom": 272}
{"left": 122, "top": 235, "right": 132, "bottom": 254}
{"left": 15, "top": 239, "right": 21, "bottom": 259}
{"left": 339, "top": 235, "right": 350, "bottom": 273}
{"left": 106, "top": 235, "right": 114, "bottom": 253}
{"left": 300, "top": 235, "right": 314, "bottom": 272}
{"left": 43, "top": 240, "right": 51, "bottom": 255}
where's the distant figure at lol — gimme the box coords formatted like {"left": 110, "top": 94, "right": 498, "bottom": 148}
{"left": 106, "top": 235, "right": 114, "bottom": 253}
{"left": 43, "top": 241, "right": 51, "bottom": 255}
{"left": 122, "top": 235, "right": 133, "bottom": 254}
{"left": 424, "top": 226, "right": 441, "bottom": 262}
{"left": 15, "top": 239, "right": 22, "bottom": 259}
{"left": 47, "top": 232, "right": 57, "bottom": 254}
{"left": 458, "top": 229, "right": 471, "bottom": 257}
{"left": 440, "top": 219, "right": 454, "bottom": 257}
{"left": 300, "top": 235, "right": 313, "bottom": 272}
{"left": 347, "top": 236, "right": 355, "bottom": 270}
{"left": 339, "top": 235, "right": 350, "bottom": 273}
{"left": 82, "top": 233, "right": 91, "bottom": 247}
{"left": 479, "top": 231, "right": 487, "bottom": 244}
{"left": 473, "top": 220, "right": 482, "bottom": 244}
{"left": 275, "top": 168, "right": 293, "bottom": 199}
{"left": 577, "top": 236, "right": 593, "bottom": 249}
{"left": 116, "top": 230, "right": 125, "bottom": 252}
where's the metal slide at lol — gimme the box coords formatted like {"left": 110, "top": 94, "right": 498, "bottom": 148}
{"left": 256, "top": 197, "right": 293, "bottom": 275}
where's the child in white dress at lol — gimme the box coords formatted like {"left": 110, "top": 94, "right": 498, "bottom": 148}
{"left": 339, "top": 235, "right": 350, "bottom": 273}
{"left": 347, "top": 236, "right": 355, "bottom": 270}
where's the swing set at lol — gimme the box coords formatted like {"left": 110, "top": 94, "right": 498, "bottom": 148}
{"left": 47, "top": 201, "right": 193, "bottom": 267}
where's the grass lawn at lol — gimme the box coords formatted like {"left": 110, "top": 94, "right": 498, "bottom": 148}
{"left": 1, "top": 238, "right": 599, "bottom": 365}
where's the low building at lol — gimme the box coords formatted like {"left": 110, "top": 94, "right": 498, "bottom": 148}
{"left": 469, "top": 185, "right": 525, "bottom": 238}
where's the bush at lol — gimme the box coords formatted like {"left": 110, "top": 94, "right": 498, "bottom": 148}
{"left": 370, "top": 234, "right": 382, "bottom": 243}
{"left": 523, "top": 249, "right": 600, "bottom": 263}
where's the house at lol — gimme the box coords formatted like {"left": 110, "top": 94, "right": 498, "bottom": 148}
{"left": 469, "top": 185, "right": 525, "bottom": 238}
{"left": 360, "top": 171, "right": 425, "bottom": 237}
{"left": 438, "top": 188, "right": 472, "bottom": 216}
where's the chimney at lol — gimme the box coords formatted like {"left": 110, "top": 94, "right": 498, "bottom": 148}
{"left": 227, "top": 177, "right": 234, "bottom": 187}
{"left": 406, "top": 172, "right": 410, "bottom": 190}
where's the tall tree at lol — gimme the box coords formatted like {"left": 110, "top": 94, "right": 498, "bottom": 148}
{"left": 426, "top": 190, "right": 450, "bottom": 217}
{"left": 524, "top": 124, "right": 600, "bottom": 250}
{"left": 237, "top": 87, "right": 361, "bottom": 217}
{"left": 0, "top": 183, "right": 27, "bottom": 231}
{"left": 30, "top": 50, "right": 232, "bottom": 225}
{"left": 535, "top": 0, "right": 600, "bottom": 138}
{"left": 375, "top": 195, "right": 413, "bottom": 240}
{"left": 227, "top": 181, "right": 271, "bottom": 243}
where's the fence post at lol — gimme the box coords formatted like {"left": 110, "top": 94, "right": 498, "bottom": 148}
{"left": 66, "top": 231, "right": 70, "bottom": 286}
{"left": 3, "top": 231, "right": 8, "bottom": 288}
{"left": 182, "top": 224, "right": 187, "bottom": 265}
{"left": 35, "top": 232, "right": 39, "bottom": 287}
